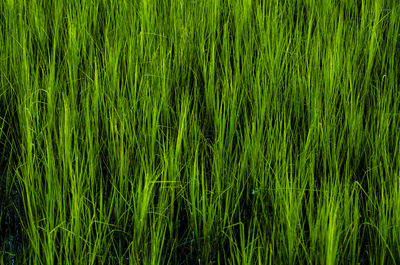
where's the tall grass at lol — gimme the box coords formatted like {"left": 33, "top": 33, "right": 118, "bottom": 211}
{"left": 1, "top": 0, "right": 400, "bottom": 264}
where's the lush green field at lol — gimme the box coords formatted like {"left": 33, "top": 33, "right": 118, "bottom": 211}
{"left": 1, "top": 0, "right": 400, "bottom": 264}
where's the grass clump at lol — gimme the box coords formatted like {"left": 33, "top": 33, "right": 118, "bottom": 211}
{"left": 1, "top": 0, "right": 400, "bottom": 264}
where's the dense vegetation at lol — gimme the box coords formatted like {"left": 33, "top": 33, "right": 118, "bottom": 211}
{"left": 1, "top": 0, "right": 400, "bottom": 264}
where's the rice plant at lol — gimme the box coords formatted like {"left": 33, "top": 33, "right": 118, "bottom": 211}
{"left": 1, "top": 0, "right": 400, "bottom": 264}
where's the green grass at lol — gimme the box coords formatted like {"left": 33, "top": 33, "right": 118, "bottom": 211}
{"left": 1, "top": 0, "right": 400, "bottom": 264}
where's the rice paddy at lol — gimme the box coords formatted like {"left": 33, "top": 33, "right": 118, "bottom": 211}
{"left": 1, "top": 0, "right": 400, "bottom": 264}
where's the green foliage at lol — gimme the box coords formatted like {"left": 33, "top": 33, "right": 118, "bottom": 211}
{"left": 1, "top": 0, "right": 400, "bottom": 264}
